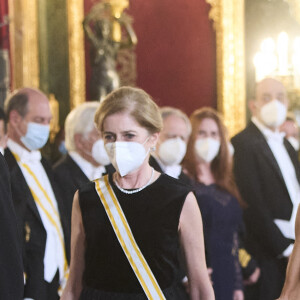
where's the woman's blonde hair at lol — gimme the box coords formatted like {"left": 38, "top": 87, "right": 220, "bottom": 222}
{"left": 94, "top": 86, "right": 163, "bottom": 133}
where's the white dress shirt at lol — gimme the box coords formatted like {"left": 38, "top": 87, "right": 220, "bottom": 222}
{"left": 69, "top": 151, "right": 106, "bottom": 180}
{"left": 7, "top": 139, "right": 66, "bottom": 283}
{"left": 252, "top": 117, "right": 300, "bottom": 256}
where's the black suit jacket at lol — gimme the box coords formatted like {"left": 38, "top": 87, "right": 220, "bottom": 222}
{"left": 53, "top": 153, "right": 115, "bottom": 230}
{"left": 0, "top": 153, "right": 24, "bottom": 299}
{"left": 4, "top": 148, "right": 70, "bottom": 299}
{"left": 232, "top": 122, "right": 300, "bottom": 258}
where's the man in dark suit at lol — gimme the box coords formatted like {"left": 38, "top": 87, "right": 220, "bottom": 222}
{"left": 0, "top": 152, "right": 24, "bottom": 299}
{"left": 149, "top": 106, "right": 191, "bottom": 184}
{"left": 54, "top": 102, "right": 114, "bottom": 228}
{"left": 4, "top": 88, "right": 70, "bottom": 300}
{"left": 231, "top": 78, "right": 300, "bottom": 300}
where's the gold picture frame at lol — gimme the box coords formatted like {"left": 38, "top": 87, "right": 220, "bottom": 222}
{"left": 11, "top": 0, "right": 299, "bottom": 136}
{"left": 205, "top": 0, "right": 246, "bottom": 136}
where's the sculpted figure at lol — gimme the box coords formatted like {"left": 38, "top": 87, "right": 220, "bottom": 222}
{"left": 83, "top": 0, "right": 137, "bottom": 101}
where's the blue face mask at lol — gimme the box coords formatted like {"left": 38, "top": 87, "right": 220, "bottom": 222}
{"left": 58, "top": 140, "right": 67, "bottom": 155}
{"left": 21, "top": 122, "right": 50, "bottom": 151}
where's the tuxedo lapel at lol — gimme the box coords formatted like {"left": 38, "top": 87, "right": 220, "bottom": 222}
{"left": 284, "top": 139, "right": 300, "bottom": 185}
{"left": 65, "top": 154, "right": 89, "bottom": 184}
{"left": 41, "top": 158, "right": 64, "bottom": 212}
{"left": 4, "top": 148, "right": 42, "bottom": 224}
{"left": 249, "top": 122, "right": 286, "bottom": 187}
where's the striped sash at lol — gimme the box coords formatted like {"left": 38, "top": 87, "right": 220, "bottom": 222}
{"left": 12, "top": 152, "right": 69, "bottom": 292}
{"left": 94, "top": 175, "right": 166, "bottom": 300}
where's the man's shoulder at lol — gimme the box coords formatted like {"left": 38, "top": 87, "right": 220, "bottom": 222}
{"left": 232, "top": 122, "right": 260, "bottom": 146}
{"left": 53, "top": 154, "right": 79, "bottom": 174}
{"left": 4, "top": 148, "right": 20, "bottom": 174}
{"left": 53, "top": 154, "right": 70, "bottom": 171}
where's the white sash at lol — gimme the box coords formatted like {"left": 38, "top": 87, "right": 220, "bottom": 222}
{"left": 94, "top": 175, "right": 166, "bottom": 300}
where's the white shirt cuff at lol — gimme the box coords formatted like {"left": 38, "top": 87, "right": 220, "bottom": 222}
{"left": 281, "top": 244, "right": 294, "bottom": 257}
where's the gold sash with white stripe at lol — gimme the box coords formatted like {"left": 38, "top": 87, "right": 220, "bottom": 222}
{"left": 94, "top": 175, "right": 166, "bottom": 300}
{"left": 12, "top": 152, "right": 69, "bottom": 293}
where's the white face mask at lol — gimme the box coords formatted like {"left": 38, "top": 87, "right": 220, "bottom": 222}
{"left": 228, "top": 142, "right": 235, "bottom": 156}
{"left": 92, "top": 139, "right": 111, "bottom": 165}
{"left": 92, "top": 139, "right": 110, "bottom": 166}
{"left": 195, "top": 137, "right": 220, "bottom": 163}
{"left": 105, "top": 139, "right": 149, "bottom": 177}
{"left": 260, "top": 99, "right": 287, "bottom": 128}
{"left": 288, "top": 136, "right": 300, "bottom": 151}
{"left": 158, "top": 137, "right": 187, "bottom": 166}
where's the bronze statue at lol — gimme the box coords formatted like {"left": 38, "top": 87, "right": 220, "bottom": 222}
{"left": 83, "top": 0, "right": 137, "bottom": 101}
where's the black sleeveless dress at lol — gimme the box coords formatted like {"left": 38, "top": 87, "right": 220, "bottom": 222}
{"left": 78, "top": 173, "right": 191, "bottom": 299}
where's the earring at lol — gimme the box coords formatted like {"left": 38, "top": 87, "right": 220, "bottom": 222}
{"left": 150, "top": 146, "right": 156, "bottom": 152}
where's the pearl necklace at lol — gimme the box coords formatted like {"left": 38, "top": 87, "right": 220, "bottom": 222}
{"left": 114, "top": 168, "right": 155, "bottom": 194}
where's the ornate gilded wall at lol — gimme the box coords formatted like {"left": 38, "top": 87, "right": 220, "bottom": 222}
{"left": 206, "top": 0, "right": 246, "bottom": 136}
{"left": 8, "top": 0, "right": 39, "bottom": 89}
{"left": 9, "top": 0, "right": 71, "bottom": 126}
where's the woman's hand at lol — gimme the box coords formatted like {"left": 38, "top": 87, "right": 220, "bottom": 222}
{"left": 243, "top": 267, "right": 260, "bottom": 285}
{"left": 233, "top": 289, "right": 244, "bottom": 300}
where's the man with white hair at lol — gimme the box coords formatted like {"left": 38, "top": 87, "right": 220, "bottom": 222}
{"left": 150, "top": 106, "right": 191, "bottom": 184}
{"left": 53, "top": 102, "right": 114, "bottom": 228}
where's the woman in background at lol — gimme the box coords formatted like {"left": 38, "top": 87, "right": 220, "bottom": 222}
{"left": 183, "top": 107, "right": 244, "bottom": 300}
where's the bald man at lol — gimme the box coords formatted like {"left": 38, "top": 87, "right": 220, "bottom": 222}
{"left": 4, "top": 88, "right": 69, "bottom": 299}
{"left": 231, "top": 78, "right": 300, "bottom": 300}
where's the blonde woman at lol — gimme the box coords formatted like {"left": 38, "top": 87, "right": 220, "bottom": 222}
{"left": 61, "top": 87, "right": 214, "bottom": 300}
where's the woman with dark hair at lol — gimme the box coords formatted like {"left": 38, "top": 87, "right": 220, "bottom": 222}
{"left": 183, "top": 107, "right": 244, "bottom": 300}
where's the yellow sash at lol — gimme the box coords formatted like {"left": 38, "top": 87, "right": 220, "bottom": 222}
{"left": 94, "top": 175, "right": 166, "bottom": 300}
{"left": 12, "top": 152, "right": 69, "bottom": 292}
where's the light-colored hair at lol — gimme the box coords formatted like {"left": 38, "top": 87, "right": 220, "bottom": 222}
{"left": 160, "top": 106, "right": 192, "bottom": 137}
{"left": 65, "top": 101, "right": 100, "bottom": 151}
{"left": 94, "top": 86, "right": 163, "bottom": 134}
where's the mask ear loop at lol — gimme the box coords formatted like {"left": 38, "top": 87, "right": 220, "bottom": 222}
{"left": 143, "top": 135, "right": 158, "bottom": 156}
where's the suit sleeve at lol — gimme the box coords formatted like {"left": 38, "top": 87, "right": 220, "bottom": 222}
{"left": 232, "top": 137, "right": 292, "bottom": 257}
{"left": 0, "top": 154, "right": 24, "bottom": 299}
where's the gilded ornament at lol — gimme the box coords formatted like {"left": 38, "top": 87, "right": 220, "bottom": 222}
{"left": 67, "top": 0, "right": 86, "bottom": 109}
{"left": 8, "top": 0, "right": 39, "bottom": 89}
{"left": 205, "top": 0, "right": 246, "bottom": 136}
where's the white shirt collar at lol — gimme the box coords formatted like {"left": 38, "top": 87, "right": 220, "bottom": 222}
{"left": 7, "top": 138, "right": 41, "bottom": 162}
{"left": 69, "top": 151, "right": 105, "bottom": 180}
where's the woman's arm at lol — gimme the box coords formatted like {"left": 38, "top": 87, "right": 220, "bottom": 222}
{"left": 179, "top": 192, "right": 215, "bottom": 300}
{"left": 277, "top": 204, "right": 300, "bottom": 300}
{"left": 61, "top": 191, "right": 86, "bottom": 300}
